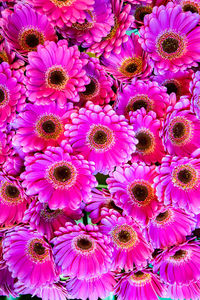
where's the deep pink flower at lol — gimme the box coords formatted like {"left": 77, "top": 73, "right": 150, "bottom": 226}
{"left": 139, "top": 2, "right": 200, "bottom": 74}
{"left": 21, "top": 144, "right": 97, "bottom": 210}
{"left": 65, "top": 102, "right": 137, "bottom": 174}
{"left": 174, "top": 0, "right": 200, "bottom": 14}
{"left": 0, "top": 267, "right": 17, "bottom": 297}
{"left": 3, "top": 226, "right": 59, "bottom": 288}
{"left": 100, "top": 213, "right": 152, "bottom": 270}
{"left": 167, "top": 280, "right": 200, "bottom": 300}
{"left": 25, "top": 40, "right": 90, "bottom": 106}
{"left": 148, "top": 206, "right": 196, "bottom": 249}
{"left": 107, "top": 163, "right": 161, "bottom": 226}
{"left": 115, "top": 79, "right": 171, "bottom": 119}
{"left": 0, "top": 39, "right": 25, "bottom": 70}
{"left": 52, "top": 222, "right": 112, "bottom": 279}
{"left": 2, "top": 3, "right": 57, "bottom": 56}
{"left": 129, "top": 108, "right": 165, "bottom": 164}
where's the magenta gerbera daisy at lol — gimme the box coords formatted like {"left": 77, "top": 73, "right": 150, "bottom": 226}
{"left": 12, "top": 102, "right": 74, "bottom": 153}
{"left": 100, "top": 213, "right": 152, "bottom": 270}
{"left": 115, "top": 79, "right": 171, "bottom": 119}
{"left": 52, "top": 222, "right": 112, "bottom": 279}
{"left": 0, "top": 62, "right": 26, "bottom": 126}
{"left": 148, "top": 206, "right": 196, "bottom": 249}
{"left": 25, "top": 0, "right": 95, "bottom": 28}
{"left": 101, "top": 33, "right": 152, "bottom": 83}
{"left": 3, "top": 226, "right": 59, "bottom": 288}
{"left": 107, "top": 163, "right": 161, "bottom": 226}
{"left": 162, "top": 97, "right": 200, "bottom": 156}
{"left": 65, "top": 102, "right": 137, "bottom": 174}
{"left": 139, "top": 2, "right": 200, "bottom": 74}
{"left": 21, "top": 144, "right": 97, "bottom": 210}
{"left": 129, "top": 108, "right": 165, "bottom": 164}
{"left": 176, "top": 0, "right": 200, "bottom": 14}
{"left": 114, "top": 269, "right": 166, "bottom": 300}
{"left": 154, "top": 154, "right": 200, "bottom": 214}
{"left": 66, "top": 272, "right": 116, "bottom": 300}
{"left": 2, "top": 3, "right": 57, "bottom": 57}
{"left": 154, "top": 240, "right": 200, "bottom": 285}
{"left": 25, "top": 40, "right": 90, "bottom": 106}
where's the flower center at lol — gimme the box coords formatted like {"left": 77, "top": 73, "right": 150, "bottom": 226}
{"left": 5, "top": 185, "right": 20, "bottom": 198}
{"left": 128, "top": 180, "right": 155, "bottom": 206}
{"left": 111, "top": 224, "right": 138, "bottom": 249}
{"left": 18, "top": 28, "right": 45, "bottom": 51}
{"left": 135, "top": 130, "right": 154, "bottom": 154}
{"left": 0, "top": 85, "right": 9, "bottom": 107}
{"left": 156, "top": 210, "right": 169, "bottom": 222}
{"left": 183, "top": 3, "right": 199, "bottom": 13}
{"left": 178, "top": 168, "right": 192, "bottom": 184}
{"left": 35, "top": 114, "right": 63, "bottom": 140}
{"left": 53, "top": 166, "right": 71, "bottom": 182}
{"left": 172, "top": 164, "right": 197, "bottom": 190}
{"left": 171, "top": 249, "right": 187, "bottom": 260}
{"left": 33, "top": 242, "right": 46, "bottom": 255}
{"left": 126, "top": 95, "right": 152, "bottom": 116}
{"left": 130, "top": 272, "right": 151, "bottom": 285}
{"left": 0, "top": 181, "right": 22, "bottom": 205}
{"left": 42, "top": 120, "right": 56, "bottom": 133}
{"left": 72, "top": 11, "right": 94, "bottom": 30}
{"left": 119, "top": 57, "right": 143, "bottom": 78}
{"left": 162, "top": 38, "right": 179, "bottom": 54}
{"left": 46, "top": 66, "right": 68, "bottom": 90}
{"left": 0, "top": 51, "right": 9, "bottom": 64}
{"left": 173, "top": 122, "right": 185, "bottom": 138}
{"left": 164, "top": 80, "right": 179, "bottom": 95}
{"left": 27, "top": 238, "right": 49, "bottom": 263}
{"left": 87, "top": 124, "right": 115, "bottom": 152}
{"left": 50, "top": 0, "right": 76, "bottom": 7}
{"left": 80, "top": 77, "right": 99, "bottom": 99}
{"left": 118, "top": 230, "right": 131, "bottom": 243}
{"left": 168, "top": 116, "right": 193, "bottom": 146}
{"left": 132, "top": 184, "right": 148, "bottom": 202}
{"left": 93, "top": 130, "right": 107, "bottom": 145}
{"left": 134, "top": 6, "right": 152, "bottom": 22}
{"left": 77, "top": 238, "right": 93, "bottom": 250}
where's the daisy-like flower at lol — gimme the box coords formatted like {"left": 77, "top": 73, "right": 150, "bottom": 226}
{"left": 0, "top": 174, "right": 29, "bottom": 226}
{"left": 167, "top": 280, "right": 200, "bottom": 300}
{"left": 23, "top": 199, "right": 77, "bottom": 240}
{"left": 52, "top": 222, "right": 112, "bottom": 279}
{"left": 139, "top": 2, "right": 200, "bottom": 74}
{"left": 12, "top": 103, "right": 74, "bottom": 153}
{"left": 0, "top": 62, "right": 26, "bottom": 126}
{"left": 3, "top": 226, "right": 59, "bottom": 288}
{"left": 162, "top": 97, "right": 200, "bottom": 156}
{"left": 175, "top": 0, "right": 200, "bottom": 14}
{"left": 115, "top": 79, "right": 170, "bottom": 119}
{"left": 66, "top": 272, "right": 116, "bottom": 300}
{"left": 148, "top": 206, "right": 196, "bottom": 249}
{"left": 25, "top": 40, "right": 90, "bottom": 106}
{"left": 25, "top": 0, "right": 95, "bottom": 28}
{"left": 2, "top": 3, "right": 57, "bottom": 57}
{"left": 154, "top": 154, "right": 200, "bottom": 214}
{"left": 130, "top": 108, "right": 165, "bottom": 164}
{"left": 79, "top": 54, "right": 115, "bottom": 106}
{"left": 100, "top": 213, "right": 152, "bottom": 270}
{"left": 114, "top": 269, "right": 166, "bottom": 300}
{"left": 107, "top": 163, "right": 161, "bottom": 226}
{"left": 154, "top": 240, "right": 200, "bottom": 285}
{"left": 88, "top": 0, "right": 134, "bottom": 58}
{"left": 21, "top": 144, "right": 97, "bottom": 210}
{"left": 64, "top": 102, "right": 137, "bottom": 174}
{"left": 101, "top": 34, "right": 152, "bottom": 83}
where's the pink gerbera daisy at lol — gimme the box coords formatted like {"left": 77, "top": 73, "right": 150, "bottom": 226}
{"left": 65, "top": 102, "right": 137, "bottom": 174}
{"left": 0, "top": 174, "right": 29, "bottom": 226}
{"left": 175, "top": 0, "right": 200, "bottom": 14}
{"left": 114, "top": 269, "right": 166, "bottom": 300}
{"left": 100, "top": 213, "right": 152, "bottom": 270}
{"left": 162, "top": 97, "right": 200, "bottom": 156}
{"left": 0, "top": 62, "right": 26, "bottom": 126}
{"left": 21, "top": 144, "right": 97, "bottom": 210}
{"left": 139, "top": 2, "right": 200, "bottom": 74}
{"left": 2, "top": 3, "right": 57, "bottom": 57}
{"left": 101, "top": 34, "right": 152, "bottom": 83}
{"left": 88, "top": 0, "right": 134, "bottom": 58}
{"left": 12, "top": 102, "right": 74, "bottom": 153}
{"left": 148, "top": 206, "right": 196, "bottom": 249}
{"left": 66, "top": 272, "right": 116, "bottom": 300}
{"left": 154, "top": 153, "right": 200, "bottom": 214}
{"left": 129, "top": 108, "right": 165, "bottom": 164}
{"left": 115, "top": 79, "right": 171, "bottom": 119}
{"left": 107, "top": 163, "right": 161, "bottom": 226}
{"left": 153, "top": 240, "right": 200, "bottom": 285}
{"left": 3, "top": 226, "right": 59, "bottom": 288}
{"left": 25, "top": 0, "right": 95, "bottom": 28}
{"left": 52, "top": 222, "right": 112, "bottom": 279}
{"left": 25, "top": 40, "right": 90, "bottom": 106}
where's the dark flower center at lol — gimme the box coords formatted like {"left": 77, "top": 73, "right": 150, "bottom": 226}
{"left": 135, "top": 7, "right": 152, "bottom": 22}
{"left": 93, "top": 130, "right": 107, "bottom": 145}
{"left": 162, "top": 38, "right": 179, "bottom": 54}
{"left": 49, "top": 70, "right": 66, "bottom": 85}
{"left": 177, "top": 169, "right": 192, "bottom": 184}
{"left": 172, "top": 122, "right": 185, "bottom": 138}
{"left": 0, "top": 58, "right": 3, "bottom": 64}
{"left": 134, "top": 271, "right": 144, "bottom": 278}
{"left": 172, "top": 249, "right": 187, "bottom": 260}
{"left": 132, "top": 100, "right": 148, "bottom": 111}
{"left": 125, "top": 63, "right": 137, "bottom": 74}
{"left": 53, "top": 166, "right": 71, "bottom": 182}
{"left": 156, "top": 210, "right": 169, "bottom": 222}
{"left": 183, "top": 4, "right": 198, "bottom": 13}
{"left": 118, "top": 230, "right": 131, "bottom": 243}
{"left": 132, "top": 184, "right": 148, "bottom": 202}
{"left": 164, "top": 82, "right": 178, "bottom": 95}
{"left": 42, "top": 120, "right": 56, "bottom": 133}
{"left": 5, "top": 185, "right": 20, "bottom": 198}
{"left": 77, "top": 238, "right": 92, "bottom": 250}
{"left": 33, "top": 242, "right": 46, "bottom": 255}
{"left": 25, "top": 34, "right": 39, "bottom": 48}
{"left": 135, "top": 131, "right": 152, "bottom": 151}
{"left": 82, "top": 79, "right": 96, "bottom": 96}
{"left": 0, "top": 89, "right": 5, "bottom": 103}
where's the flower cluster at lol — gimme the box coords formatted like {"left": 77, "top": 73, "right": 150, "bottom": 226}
{"left": 1, "top": 0, "right": 200, "bottom": 299}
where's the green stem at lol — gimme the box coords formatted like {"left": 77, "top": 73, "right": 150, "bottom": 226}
{"left": 97, "top": 184, "right": 107, "bottom": 189}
